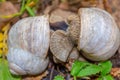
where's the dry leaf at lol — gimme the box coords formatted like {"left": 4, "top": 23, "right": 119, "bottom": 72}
{"left": 65, "top": 59, "right": 75, "bottom": 71}
{"left": 22, "top": 71, "right": 48, "bottom": 80}
{"left": 0, "top": 1, "right": 17, "bottom": 28}
{"left": 49, "top": 8, "right": 76, "bottom": 24}
{"left": 111, "top": 68, "right": 120, "bottom": 77}
{"left": 59, "top": 2, "right": 69, "bottom": 10}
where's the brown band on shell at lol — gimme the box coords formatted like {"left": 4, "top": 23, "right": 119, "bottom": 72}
{"left": 50, "top": 30, "right": 73, "bottom": 62}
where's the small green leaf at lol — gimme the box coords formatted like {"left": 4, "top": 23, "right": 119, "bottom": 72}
{"left": 53, "top": 75, "right": 65, "bottom": 80}
{"left": 70, "top": 60, "right": 90, "bottom": 76}
{"left": 0, "top": 58, "right": 21, "bottom": 80}
{"left": 97, "top": 75, "right": 114, "bottom": 80}
{"left": 77, "top": 64, "right": 101, "bottom": 77}
{"left": 98, "top": 61, "right": 112, "bottom": 76}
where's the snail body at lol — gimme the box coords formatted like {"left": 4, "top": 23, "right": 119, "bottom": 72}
{"left": 68, "top": 8, "right": 120, "bottom": 61}
{"left": 7, "top": 16, "right": 50, "bottom": 75}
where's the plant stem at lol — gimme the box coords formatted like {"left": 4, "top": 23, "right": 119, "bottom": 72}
{"left": 74, "top": 76, "right": 77, "bottom": 80}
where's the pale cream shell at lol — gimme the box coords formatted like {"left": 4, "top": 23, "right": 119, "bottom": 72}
{"left": 7, "top": 16, "right": 50, "bottom": 75}
{"left": 78, "top": 8, "right": 120, "bottom": 61}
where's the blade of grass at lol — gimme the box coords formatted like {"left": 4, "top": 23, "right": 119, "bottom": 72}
{"left": 0, "top": 12, "right": 21, "bottom": 18}
{"left": 25, "top": 6, "right": 35, "bottom": 16}
{"left": 20, "top": 0, "right": 26, "bottom": 14}
{"left": 0, "top": 0, "right": 5, "bottom": 2}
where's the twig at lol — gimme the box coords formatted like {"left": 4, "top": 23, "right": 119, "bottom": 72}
{"left": 50, "top": 66, "right": 55, "bottom": 80}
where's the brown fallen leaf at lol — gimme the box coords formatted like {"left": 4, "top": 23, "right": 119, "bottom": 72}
{"left": 49, "top": 8, "right": 76, "bottom": 23}
{"left": 0, "top": 1, "right": 18, "bottom": 28}
{"left": 109, "top": 0, "right": 120, "bottom": 29}
{"left": 111, "top": 68, "right": 120, "bottom": 77}
{"left": 59, "top": 2, "right": 69, "bottom": 10}
{"left": 65, "top": 59, "right": 75, "bottom": 71}
{"left": 22, "top": 71, "right": 48, "bottom": 80}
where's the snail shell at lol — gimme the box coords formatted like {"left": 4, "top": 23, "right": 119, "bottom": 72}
{"left": 68, "top": 8, "right": 120, "bottom": 61}
{"left": 119, "top": 47, "right": 120, "bottom": 54}
{"left": 7, "top": 16, "right": 50, "bottom": 75}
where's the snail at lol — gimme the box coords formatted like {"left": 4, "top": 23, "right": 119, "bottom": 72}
{"left": 67, "top": 8, "right": 120, "bottom": 61}
{"left": 49, "top": 9, "right": 87, "bottom": 63}
{"left": 7, "top": 16, "right": 50, "bottom": 75}
{"left": 50, "top": 30, "right": 86, "bottom": 63}
{"left": 50, "top": 8, "right": 120, "bottom": 62}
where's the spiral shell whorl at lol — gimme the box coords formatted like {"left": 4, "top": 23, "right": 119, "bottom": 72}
{"left": 7, "top": 48, "right": 49, "bottom": 75}
{"left": 7, "top": 16, "right": 50, "bottom": 75}
{"left": 78, "top": 8, "right": 120, "bottom": 61}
